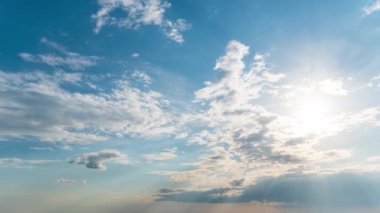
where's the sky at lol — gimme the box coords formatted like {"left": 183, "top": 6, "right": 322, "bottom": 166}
{"left": 2, "top": 0, "right": 380, "bottom": 212}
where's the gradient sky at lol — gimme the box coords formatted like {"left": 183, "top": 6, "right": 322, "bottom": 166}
{"left": 2, "top": 0, "right": 380, "bottom": 212}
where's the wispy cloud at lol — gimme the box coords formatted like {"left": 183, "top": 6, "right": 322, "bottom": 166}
{"left": 92, "top": 0, "right": 190, "bottom": 43}
{"left": 132, "top": 70, "right": 152, "bottom": 85}
{"left": 0, "top": 69, "right": 178, "bottom": 143}
{"left": 19, "top": 38, "right": 99, "bottom": 70}
{"left": 363, "top": 0, "right": 380, "bottom": 16}
{"left": 144, "top": 148, "right": 177, "bottom": 161}
{"left": 318, "top": 79, "right": 348, "bottom": 96}
{"left": 0, "top": 158, "right": 58, "bottom": 168}
{"left": 30, "top": 147, "right": 55, "bottom": 152}
{"left": 55, "top": 178, "right": 87, "bottom": 185}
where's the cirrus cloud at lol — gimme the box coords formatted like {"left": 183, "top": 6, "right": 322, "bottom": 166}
{"left": 19, "top": 38, "right": 99, "bottom": 71}
{"left": 92, "top": 0, "right": 190, "bottom": 43}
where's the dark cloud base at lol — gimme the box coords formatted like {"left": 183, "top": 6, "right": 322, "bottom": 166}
{"left": 158, "top": 173, "right": 380, "bottom": 207}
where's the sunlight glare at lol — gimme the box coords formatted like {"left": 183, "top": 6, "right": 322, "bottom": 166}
{"left": 292, "top": 96, "right": 333, "bottom": 135}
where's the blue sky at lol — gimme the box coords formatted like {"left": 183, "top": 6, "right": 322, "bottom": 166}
{"left": 2, "top": 0, "right": 380, "bottom": 212}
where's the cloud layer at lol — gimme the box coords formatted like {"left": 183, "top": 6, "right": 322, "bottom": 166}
{"left": 158, "top": 173, "right": 380, "bottom": 207}
{"left": 0, "top": 69, "right": 177, "bottom": 143}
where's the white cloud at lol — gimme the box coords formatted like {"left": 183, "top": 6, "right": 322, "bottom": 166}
{"left": 30, "top": 147, "right": 54, "bottom": 152}
{"left": 144, "top": 147, "right": 177, "bottom": 161}
{"left": 214, "top": 40, "right": 249, "bottom": 74}
{"left": 19, "top": 52, "right": 36, "bottom": 62}
{"left": 154, "top": 41, "right": 300, "bottom": 189}
{"left": 153, "top": 40, "right": 380, "bottom": 191}
{"left": 367, "top": 156, "right": 380, "bottom": 163}
{"left": 318, "top": 79, "right": 348, "bottom": 96}
{"left": 70, "top": 149, "right": 130, "bottom": 170}
{"left": 132, "top": 70, "right": 152, "bottom": 84}
{"left": 0, "top": 158, "right": 58, "bottom": 168}
{"left": 363, "top": 0, "right": 380, "bottom": 16}
{"left": 6, "top": 38, "right": 380, "bottom": 195}
{"left": 372, "top": 75, "right": 380, "bottom": 81}
{"left": 282, "top": 78, "right": 350, "bottom": 100}
{"left": 131, "top": 53, "right": 140, "bottom": 58}
{"left": 55, "top": 178, "right": 87, "bottom": 185}
{"left": 19, "top": 38, "right": 98, "bottom": 71}
{"left": 161, "top": 19, "right": 190, "bottom": 43}
{"left": 60, "top": 144, "right": 73, "bottom": 151}
{"left": 92, "top": 0, "right": 190, "bottom": 43}
{"left": 0, "top": 70, "right": 177, "bottom": 143}
{"left": 368, "top": 74, "right": 380, "bottom": 88}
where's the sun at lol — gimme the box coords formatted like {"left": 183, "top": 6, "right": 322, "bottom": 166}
{"left": 292, "top": 96, "right": 333, "bottom": 135}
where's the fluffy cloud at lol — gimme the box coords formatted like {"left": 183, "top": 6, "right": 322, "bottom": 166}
{"left": 19, "top": 38, "right": 98, "bottom": 71}
{"left": 70, "top": 149, "right": 129, "bottom": 170}
{"left": 131, "top": 53, "right": 140, "bottom": 58}
{"left": 154, "top": 41, "right": 300, "bottom": 189}
{"left": 153, "top": 40, "right": 380, "bottom": 192}
{"left": 363, "top": 0, "right": 380, "bottom": 16}
{"left": 318, "top": 79, "right": 348, "bottom": 96}
{"left": 161, "top": 19, "right": 190, "bottom": 43}
{"left": 144, "top": 148, "right": 177, "bottom": 161}
{"left": 132, "top": 70, "right": 152, "bottom": 85}
{"left": 0, "top": 69, "right": 177, "bottom": 143}
{"left": 92, "top": 0, "right": 190, "bottom": 43}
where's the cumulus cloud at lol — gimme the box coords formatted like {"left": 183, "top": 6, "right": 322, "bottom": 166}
{"left": 144, "top": 148, "right": 177, "bottom": 161}
{"left": 70, "top": 149, "right": 130, "bottom": 170}
{"left": 363, "top": 0, "right": 380, "bottom": 16}
{"left": 19, "top": 38, "right": 98, "bottom": 70}
{"left": 92, "top": 0, "right": 190, "bottom": 43}
{"left": 152, "top": 40, "right": 380, "bottom": 192}
{"left": 0, "top": 69, "right": 177, "bottom": 143}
